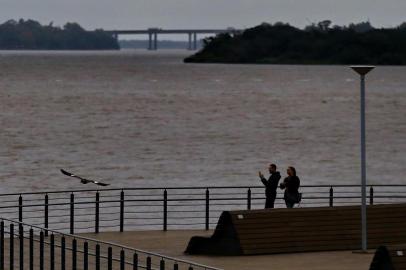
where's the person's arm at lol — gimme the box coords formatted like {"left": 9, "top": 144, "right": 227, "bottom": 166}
{"left": 259, "top": 171, "right": 267, "bottom": 186}
{"left": 279, "top": 177, "right": 287, "bottom": 189}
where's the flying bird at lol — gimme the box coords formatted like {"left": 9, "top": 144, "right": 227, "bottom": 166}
{"left": 60, "top": 169, "right": 110, "bottom": 186}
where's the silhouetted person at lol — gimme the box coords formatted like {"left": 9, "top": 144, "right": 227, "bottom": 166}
{"left": 280, "top": 166, "right": 301, "bottom": 208}
{"left": 259, "top": 164, "right": 281, "bottom": 208}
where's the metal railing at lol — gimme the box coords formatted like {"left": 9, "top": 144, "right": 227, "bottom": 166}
{"left": 0, "top": 185, "right": 405, "bottom": 234}
{"left": 0, "top": 217, "right": 222, "bottom": 270}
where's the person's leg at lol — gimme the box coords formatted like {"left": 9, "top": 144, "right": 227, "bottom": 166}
{"left": 285, "top": 195, "right": 294, "bottom": 208}
{"left": 269, "top": 193, "right": 276, "bottom": 208}
{"left": 265, "top": 197, "right": 271, "bottom": 208}
{"left": 269, "top": 199, "right": 274, "bottom": 208}
{"left": 284, "top": 192, "right": 293, "bottom": 208}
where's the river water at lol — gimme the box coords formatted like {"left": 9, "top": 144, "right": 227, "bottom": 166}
{"left": 0, "top": 50, "right": 405, "bottom": 193}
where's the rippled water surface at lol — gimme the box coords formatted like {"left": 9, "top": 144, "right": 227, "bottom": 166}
{"left": 0, "top": 50, "right": 405, "bottom": 193}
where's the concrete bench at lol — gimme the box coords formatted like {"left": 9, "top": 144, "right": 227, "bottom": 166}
{"left": 185, "top": 203, "right": 406, "bottom": 255}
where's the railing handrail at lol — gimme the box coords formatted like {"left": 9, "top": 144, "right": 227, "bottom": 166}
{"left": 0, "top": 183, "right": 403, "bottom": 197}
{"left": 1, "top": 217, "right": 223, "bottom": 270}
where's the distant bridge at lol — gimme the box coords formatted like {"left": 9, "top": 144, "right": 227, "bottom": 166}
{"left": 104, "top": 28, "right": 242, "bottom": 50}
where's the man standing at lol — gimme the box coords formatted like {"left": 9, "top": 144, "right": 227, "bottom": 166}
{"left": 259, "top": 164, "right": 281, "bottom": 208}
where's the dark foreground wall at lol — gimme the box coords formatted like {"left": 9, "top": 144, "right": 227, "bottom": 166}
{"left": 186, "top": 204, "right": 406, "bottom": 256}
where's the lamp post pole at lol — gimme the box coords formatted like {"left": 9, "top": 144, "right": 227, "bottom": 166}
{"left": 350, "top": 65, "right": 375, "bottom": 252}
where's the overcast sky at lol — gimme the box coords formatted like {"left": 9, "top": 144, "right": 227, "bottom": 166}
{"left": 1, "top": 0, "right": 405, "bottom": 30}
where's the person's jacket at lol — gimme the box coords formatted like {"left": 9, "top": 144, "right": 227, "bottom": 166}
{"left": 261, "top": 172, "right": 281, "bottom": 195}
{"left": 281, "top": 176, "right": 300, "bottom": 194}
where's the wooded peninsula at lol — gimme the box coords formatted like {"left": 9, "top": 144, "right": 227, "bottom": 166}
{"left": 0, "top": 19, "right": 119, "bottom": 50}
{"left": 184, "top": 21, "right": 406, "bottom": 65}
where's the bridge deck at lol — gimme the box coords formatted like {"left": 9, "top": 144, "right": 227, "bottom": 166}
{"left": 83, "top": 230, "right": 374, "bottom": 270}
{"left": 104, "top": 29, "right": 240, "bottom": 34}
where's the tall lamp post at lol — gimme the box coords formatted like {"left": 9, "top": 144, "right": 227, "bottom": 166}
{"left": 350, "top": 65, "right": 375, "bottom": 252}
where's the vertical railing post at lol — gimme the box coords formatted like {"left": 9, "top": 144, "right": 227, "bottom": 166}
{"left": 329, "top": 187, "right": 334, "bottom": 207}
{"left": 18, "top": 196, "right": 23, "bottom": 222}
{"left": 95, "top": 244, "right": 100, "bottom": 270}
{"left": 0, "top": 221, "right": 3, "bottom": 270}
{"left": 133, "top": 253, "right": 138, "bottom": 270}
{"left": 39, "top": 231, "right": 44, "bottom": 270}
{"left": 160, "top": 259, "right": 165, "bottom": 270}
{"left": 163, "top": 190, "right": 167, "bottom": 231}
{"left": 44, "top": 194, "right": 49, "bottom": 236}
{"left": 50, "top": 234, "right": 55, "bottom": 270}
{"left": 19, "top": 224, "right": 23, "bottom": 270}
{"left": 83, "top": 242, "right": 88, "bottom": 270}
{"left": 370, "top": 186, "right": 374, "bottom": 205}
{"left": 205, "top": 189, "right": 210, "bottom": 230}
{"left": 72, "top": 239, "right": 77, "bottom": 270}
{"left": 29, "top": 228, "right": 33, "bottom": 270}
{"left": 70, "top": 193, "right": 74, "bottom": 234}
{"left": 120, "top": 190, "right": 124, "bottom": 232}
{"left": 146, "top": 256, "right": 152, "bottom": 270}
{"left": 120, "top": 250, "right": 125, "bottom": 270}
{"left": 61, "top": 237, "right": 65, "bottom": 270}
{"left": 95, "top": 192, "right": 100, "bottom": 233}
{"left": 108, "top": 247, "right": 113, "bottom": 270}
{"left": 10, "top": 224, "right": 14, "bottom": 270}
{"left": 247, "top": 188, "right": 251, "bottom": 210}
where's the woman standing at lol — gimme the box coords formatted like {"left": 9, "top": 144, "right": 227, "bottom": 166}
{"left": 280, "top": 166, "right": 301, "bottom": 208}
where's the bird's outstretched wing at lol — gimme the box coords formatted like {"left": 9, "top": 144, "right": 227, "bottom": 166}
{"left": 61, "top": 169, "right": 76, "bottom": 178}
{"left": 94, "top": 181, "right": 109, "bottom": 186}
{"left": 61, "top": 169, "right": 110, "bottom": 186}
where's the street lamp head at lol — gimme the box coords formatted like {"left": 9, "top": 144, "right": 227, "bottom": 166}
{"left": 350, "top": 66, "right": 375, "bottom": 76}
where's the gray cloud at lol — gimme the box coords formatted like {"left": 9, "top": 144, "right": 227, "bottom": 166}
{"left": 1, "top": 0, "right": 405, "bottom": 30}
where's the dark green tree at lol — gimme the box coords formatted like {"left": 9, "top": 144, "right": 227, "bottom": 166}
{"left": 185, "top": 21, "right": 406, "bottom": 65}
{"left": 0, "top": 19, "right": 119, "bottom": 50}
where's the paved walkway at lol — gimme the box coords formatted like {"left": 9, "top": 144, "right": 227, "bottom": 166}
{"left": 83, "top": 230, "right": 375, "bottom": 270}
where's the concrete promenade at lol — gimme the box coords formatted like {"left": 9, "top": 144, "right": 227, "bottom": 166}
{"left": 83, "top": 230, "right": 374, "bottom": 270}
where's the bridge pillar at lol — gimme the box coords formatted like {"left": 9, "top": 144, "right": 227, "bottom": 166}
{"left": 153, "top": 32, "right": 158, "bottom": 50}
{"left": 193, "top": 32, "right": 197, "bottom": 50}
{"left": 148, "top": 32, "right": 153, "bottom": 50}
{"left": 188, "top": 32, "right": 192, "bottom": 50}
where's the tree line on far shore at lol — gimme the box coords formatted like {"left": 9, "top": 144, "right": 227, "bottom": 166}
{"left": 184, "top": 21, "right": 406, "bottom": 65}
{"left": 0, "top": 19, "right": 119, "bottom": 50}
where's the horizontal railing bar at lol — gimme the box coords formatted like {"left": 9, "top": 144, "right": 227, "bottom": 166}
{"left": 0, "top": 210, "right": 19, "bottom": 214}
{"left": 99, "top": 218, "right": 120, "bottom": 222}
{"left": 99, "top": 205, "right": 120, "bottom": 208}
{"left": 1, "top": 184, "right": 404, "bottom": 197}
{"left": 123, "top": 210, "right": 162, "bottom": 214}
{"left": 125, "top": 217, "right": 162, "bottom": 220}
{"left": 0, "top": 197, "right": 399, "bottom": 212}
{"left": 122, "top": 223, "right": 165, "bottom": 227}
{"left": 46, "top": 214, "right": 71, "bottom": 218}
